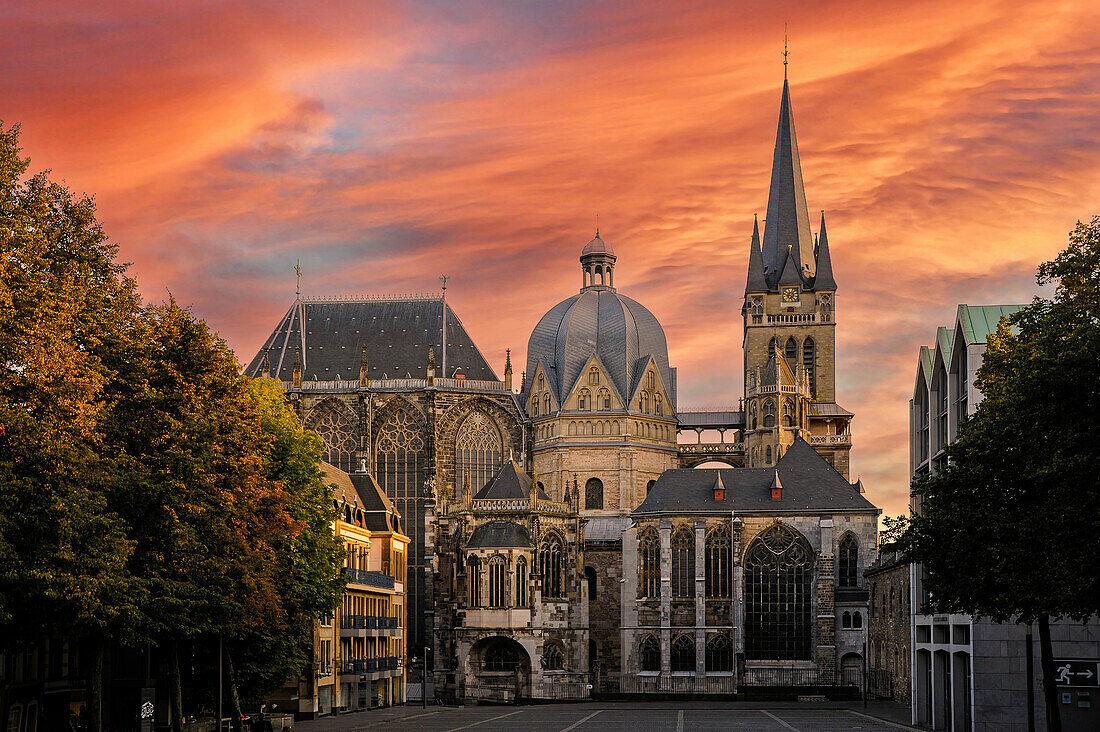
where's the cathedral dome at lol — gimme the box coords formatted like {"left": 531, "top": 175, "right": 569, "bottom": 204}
{"left": 526, "top": 234, "right": 673, "bottom": 407}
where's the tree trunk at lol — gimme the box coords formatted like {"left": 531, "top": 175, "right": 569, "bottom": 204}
{"left": 1037, "top": 615, "right": 1062, "bottom": 732}
{"left": 87, "top": 636, "right": 105, "bottom": 732}
{"left": 226, "top": 648, "right": 244, "bottom": 732}
{"left": 169, "top": 641, "right": 185, "bottom": 732}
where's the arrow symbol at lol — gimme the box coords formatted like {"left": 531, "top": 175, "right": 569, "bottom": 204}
{"left": 1076, "top": 669, "right": 1094, "bottom": 679}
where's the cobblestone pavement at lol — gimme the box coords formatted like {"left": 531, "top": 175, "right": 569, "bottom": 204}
{"left": 294, "top": 701, "right": 918, "bottom": 732}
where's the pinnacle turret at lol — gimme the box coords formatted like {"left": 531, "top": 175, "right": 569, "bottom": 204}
{"left": 746, "top": 214, "right": 767, "bottom": 292}
{"left": 813, "top": 211, "right": 837, "bottom": 291}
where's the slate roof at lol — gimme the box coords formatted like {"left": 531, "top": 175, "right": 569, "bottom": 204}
{"left": 813, "top": 211, "right": 837, "bottom": 291}
{"left": 633, "top": 437, "right": 878, "bottom": 516}
{"left": 956, "top": 304, "right": 1025, "bottom": 345}
{"left": 321, "top": 463, "right": 404, "bottom": 534}
{"left": 745, "top": 215, "right": 768, "bottom": 292}
{"left": 809, "top": 402, "right": 854, "bottom": 418}
{"left": 678, "top": 410, "right": 745, "bottom": 429}
{"left": 762, "top": 78, "right": 815, "bottom": 288}
{"left": 467, "top": 520, "right": 532, "bottom": 549}
{"left": 584, "top": 516, "right": 632, "bottom": 543}
{"left": 473, "top": 461, "right": 550, "bottom": 501}
{"left": 244, "top": 297, "right": 497, "bottom": 382}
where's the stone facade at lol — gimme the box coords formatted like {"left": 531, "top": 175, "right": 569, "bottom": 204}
{"left": 865, "top": 544, "right": 911, "bottom": 705}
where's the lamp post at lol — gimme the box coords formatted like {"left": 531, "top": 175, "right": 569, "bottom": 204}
{"left": 423, "top": 646, "right": 432, "bottom": 709}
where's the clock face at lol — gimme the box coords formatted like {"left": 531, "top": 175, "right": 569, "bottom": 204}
{"left": 781, "top": 286, "right": 800, "bottom": 303}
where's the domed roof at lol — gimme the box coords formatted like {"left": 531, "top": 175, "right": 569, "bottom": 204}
{"left": 581, "top": 233, "right": 615, "bottom": 258}
{"left": 526, "top": 288, "right": 673, "bottom": 408}
{"left": 467, "top": 520, "right": 532, "bottom": 549}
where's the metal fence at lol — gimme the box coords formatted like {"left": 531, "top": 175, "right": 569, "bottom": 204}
{"left": 619, "top": 675, "right": 737, "bottom": 695}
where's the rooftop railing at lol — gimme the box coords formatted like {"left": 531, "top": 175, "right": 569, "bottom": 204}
{"left": 341, "top": 567, "right": 396, "bottom": 590}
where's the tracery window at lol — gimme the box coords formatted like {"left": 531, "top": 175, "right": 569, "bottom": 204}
{"left": 467, "top": 556, "right": 482, "bottom": 607}
{"left": 671, "top": 634, "right": 695, "bottom": 672}
{"left": 655, "top": 394, "right": 663, "bottom": 416}
{"left": 639, "top": 527, "right": 660, "bottom": 598}
{"left": 785, "top": 337, "right": 798, "bottom": 361}
{"left": 589, "top": 368, "right": 600, "bottom": 385}
{"left": 308, "top": 403, "right": 357, "bottom": 473}
{"left": 539, "top": 533, "right": 565, "bottom": 599}
{"left": 705, "top": 633, "right": 733, "bottom": 672}
{"left": 705, "top": 525, "right": 731, "bottom": 598}
{"left": 745, "top": 524, "right": 814, "bottom": 660}
{"left": 488, "top": 556, "right": 507, "bottom": 607}
{"left": 585, "top": 478, "right": 604, "bottom": 510}
{"left": 456, "top": 411, "right": 503, "bottom": 496}
{"left": 578, "top": 389, "right": 590, "bottom": 410}
{"left": 671, "top": 528, "right": 695, "bottom": 598}
{"left": 640, "top": 634, "right": 661, "bottom": 672}
{"left": 762, "top": 400, "right": 776, "bottom": 428}
{"left": 598, "top": 388, "right": 610, "bottom": 410}
{"left": 542, "top": 642, "right": 564, "bottom": 670}
{"left": 802, "top": 338, "right": 816, "bottom": 395}
{"left": 838, "top": 533, "right": 858, "bottom": 588}
{"left": 376, "top": 408, "right": 426, "bottom": 645}
{"left": 515, "top": 556, "right": 528, "bottom": 606}
{"left": 783, "top": 398, "right": 796, "bottom": 427}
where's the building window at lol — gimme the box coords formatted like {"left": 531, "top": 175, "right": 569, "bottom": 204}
{"left": 538, "top": 374, "right": 545, "bottom": 391}
{"left": 488, "top": 556, "right": 507, "bottom": 608}
{"left": 765, "top": 445, "right": 772, "bottom": 464}
{"left": 785, "top": 337, "right": 798, "bottom": 361}
{"left": 705, "top": 525, "right": 731, "bottom": 598}
{"left": 842, "top": 611, "right": 852, "bottom": 629}
{"left": 307, "top": 401, "right": 357, "bottom": 474}
{"left": 750, "top": 402, "right": 758, "bottom": 430}
{"left": 671, "top": 634, "right": 695, "bottom": 673}
{"left": 539, "top": 534, "right": 564, "bottom": 599}
{"left": 671, "top": 528, "right": 695, "bottom": 598}
{"left": 578, "top": 389, "right": 590, "bottom": 410}
{"left": 745, "top": 523, "right": 814, "bottom": 660}
{"left": 585, "top": 566, "right": 597, "bottom": 601}
{"left": 783, "top": 397, "right": 796, "bottom": 427}
{"left": 655, "top": 394, "right": 663, "bottom": 416}
{"left": 589, "top": 368, "right": 600, "bottom": 385}
{"left": 515, "top": 556, "right": 528, "bottom": 607}
{"left": 585, "top": 478, "right": 604, "bottom": 510}
{"left": 484, "top": 640, "right": 519, "bottom": 672}
{"left": 762, "top": 400, "right": 776, "bottom": 428}
{"left": 647, "top": 371, "right": 655, "bottom": 390}
{"left": 646, "top": 480, "right": 656, "bottom": 495}
{"left": 768, "top": 337, "right": 777, "bottom": 359}
{"left": 640, "top": 391, "right": 650, "bottom": 414}
{"left": 853, "top": 611, "right": 863, "bottom": 629}
{"left": 639, "top": 528, "right": 660, "bottom": 599}
{"left": 839, "top": 533, "right": 858, "bottom": 587}
{"left": 705, "top": 633, "right": 733, "bottom": 672}
{"left": 640, "top": 634, "right": 660, "bottom": 672}
{"left": 456, "top": 411, "right": 503, "bottom": 497}
{"left": 543, "top": 643, "right": 564, "bottom": 671}
{"left": 802, "top": 338, "right": 816, "bottom": 395}
{"left": 544, "top": 393, "right": 550, "bottom": 414}
{"left": 468, "top": 556, "right": 482, "bottom": 607}
{"left": 599, "top": 389, "right": 611, "bottom": 410}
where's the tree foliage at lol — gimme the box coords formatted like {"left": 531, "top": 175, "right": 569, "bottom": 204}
{"left": 906, "top": 216, "right": 1100, "bottom": 624}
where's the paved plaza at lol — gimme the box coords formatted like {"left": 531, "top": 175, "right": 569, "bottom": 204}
{"left": 295, "top": 702, "right": 917, "bottom": 732}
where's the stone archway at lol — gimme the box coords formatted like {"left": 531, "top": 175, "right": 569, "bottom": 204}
{"left": 465, "top": 636, "right": 532, "bottom": 703}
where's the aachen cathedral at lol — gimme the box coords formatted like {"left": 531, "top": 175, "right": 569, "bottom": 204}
{"left": 246, "top": 71, "right": 881, "bottom": 701}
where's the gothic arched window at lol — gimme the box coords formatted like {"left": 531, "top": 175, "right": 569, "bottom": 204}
{"left": 854, "top": 611, "right": 863, "bottom": 629}
{"left": 783, "top": 398, "right": 796, "bottom": 427}
{"left": 543, "top": 393, "right": 550, "bottom": 414}
{"left": 542, "top": 643, "right": 564, "bottom": 670}
{"left": 803, "top": 338, "right": 816, "bottom": 394}
{"left": 467, "top": 556, "right": 482, "bottom": 607}
{"left": 515, "top": 556, "right": 528, "bottom": 607}
{"left": 639, "top": 527, "right": 660, "bottom": 599}
{"left": 640, "top": 391, "right": 650, "bottom": 414}
{"left": 456, "top": 411, "right": 503, "bottom": 496}
{"left": 785, "top": 337, "right": 798, "bottom": 361}
{"left": 578, "top": 388, "right": 590, "bottom": 410}
{"left": 750, "top": 401, "right": 758, "bottom": 430}
{"left": 655, "top": 393, "right": 663, "bottom": 416}
{"left": 646, "top": 479, "right": 656, "bottom": 495}
{"left": 705, "top": 633, "right": 733, "bottom": 672}
{"left": 842, "top": 611, "right": 852, "bottom": 629}
{"left": 488, "top": 556, "right": 507, "bottom": 607}
{"left": 768, "top": 337, "right": 778, "bottom": 359}
{"left": 762, "top": 400, "right": 776, "bottom": 428}
{"left": 585, "top": 478, "right": 603, "bottom": 510}
{"left": 839, "top": 533, "right": 858, "bottom": 588}
{"left": 765, "top": 445, "right": 772, "bottom": 464}
{"left": 671, "top": 528, "right": 695, "bottom": 598}
{"left": 308, "top": 402, "right": 357, "bottom": 473}
{"left": 539, "top": 534, "right": 564, "bottom": 599}
{"left": 640, "top": 634, "right": 660, "bottom": 672}
{"left": 671, "top": 634, "right": 695, "bottom": 673}
{"left": 599, "top": 388, "right": 610, "bottom": 410}
{"left": 589, "top": 367, "right": 600, "bottom": 385}
{"left": 745, "top": 524, "right": 814, "bottom": 660}
{"left": 705, "top": 525, "right": 731, "bottom": 598}
{"left": 376, "top": 408, "right": 426, "bottom": 643}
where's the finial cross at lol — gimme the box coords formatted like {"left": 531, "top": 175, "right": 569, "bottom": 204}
{"left": 295, "top": 259, "right": 301, "bottom": 298}
{"left": 783, "top": 24, "right": 789, "bottom": 78}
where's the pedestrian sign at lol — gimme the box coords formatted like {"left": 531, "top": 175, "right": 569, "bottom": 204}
{"left": 1054, "top": 660, "right": 1099, "bottom": 687}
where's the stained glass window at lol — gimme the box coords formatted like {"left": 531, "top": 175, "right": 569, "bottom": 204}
{"left": 542, "top": 643, "right": 564, "bottom": 670}
{"left": 640, "top": 634, "right": 660, "bottom": 672}
{"left": 456, "top": 411, "right": 503, "bottom": 495}
{"left": 539, "top": 533, "right": 564, "bottom": 599}
{"left": 639, "top": 528, "right": 660, "bottom": 599}
{"left": 308, "top": 402, "right": 357, "bottom": 473}
{"left": 839, "top": 533, "right": 858, "bottom": 588}
{"left": 585, "top": 478, "right": 603, "bottom": 510}
{"left": 705, "top": 525, "right": 731, "bottom": 598}
{"left": 671, "top": 634, "right": 695, "bottom": 672}
{"left": 671, "top": 528, "right": 695, "bottom": 598}
{"left": 488, "top": 556, "right": 507, "bottom": 607}
{"left": 705, "top": 633, "right": 733, "bottom": 672}
{"left": 515, "top": 556, "right": 528, "bottom": 607}
{"left": 745, "top": 524, "right": 814, "bottom": 660}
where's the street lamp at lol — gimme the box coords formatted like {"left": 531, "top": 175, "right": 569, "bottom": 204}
{"left": 423, "top": 646, "right": 432, "bottom": 708}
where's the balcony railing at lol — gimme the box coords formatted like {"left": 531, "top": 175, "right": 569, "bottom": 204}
{"left": 342, "top": 615, "right": 400, "bottom": 630}
{"left": 342, "top": 567, "right": 396, "bottom": 590}
{"left": 678, "top": 442, "right": 745, "bottom": 455}
{"left": 809, "top": 434, "right": 852, "bottom": 446}
{"left": 283, "top": 377, "right": 506, "bottom": 394}
{"left": 342, "top": 657, "right": 402, "bottom": 674}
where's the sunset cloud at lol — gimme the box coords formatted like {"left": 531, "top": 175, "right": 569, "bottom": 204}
{"left": 5, "top": 0, "right": 1098, "bottom": 516}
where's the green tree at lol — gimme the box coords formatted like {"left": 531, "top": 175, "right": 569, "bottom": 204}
{"left": 906, "top": 217, "right": 1100, "bottom": 732}
{"left": 0, "top": 122, "right": 146, "bottom": 732}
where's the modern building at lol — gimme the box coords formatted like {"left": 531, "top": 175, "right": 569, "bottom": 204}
{"left": 280, "top": 464, "right": 409, "bottom": 717}
{"left": 907, "top": 304, "right": 1100, "bottom": 731}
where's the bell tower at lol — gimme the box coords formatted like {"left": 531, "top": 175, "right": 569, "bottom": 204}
{"left": 742, "top": 73, "right": 850, "bottom": 478}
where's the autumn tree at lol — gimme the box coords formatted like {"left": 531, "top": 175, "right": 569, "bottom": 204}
{"left": 906, "top": 217, "right": 1100, "bottom": 732}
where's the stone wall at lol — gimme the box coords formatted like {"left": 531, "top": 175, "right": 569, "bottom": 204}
{"left": 865, "top": 548, "right": 910, "bottom": 705}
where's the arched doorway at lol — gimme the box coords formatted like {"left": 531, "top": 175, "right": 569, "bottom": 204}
{"left": 466, "top": 636, "right": 532, "bottom": 702}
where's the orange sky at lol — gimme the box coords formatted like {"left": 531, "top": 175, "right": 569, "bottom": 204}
{"left": 5, "top": 0, "right": 1099, "bottom": 516}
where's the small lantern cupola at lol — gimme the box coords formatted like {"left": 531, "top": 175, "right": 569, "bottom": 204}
{"left": 712, "top": 473, "right": 726, "bottom": 501}
{"left": 580, "top": 228, "right": 616, "bottom": 292}
{"left": 770, "top": 469, "right": 784, "bottom": 501}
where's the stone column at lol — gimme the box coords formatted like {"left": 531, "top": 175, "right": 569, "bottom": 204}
{"left": 621, "top": 527, "right": 639, "bottom": 678}
{"left": 817, "top": 517, "right": 836, "bottom": 683}
{"left": 694, "top": 520, "right": 707, "bottom": 676}
{"left": 659, "top": 519, "right": 672, "bottom": 678}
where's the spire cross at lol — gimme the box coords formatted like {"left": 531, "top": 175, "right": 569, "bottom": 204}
{"left": 783, "top": 25, "right": 789, "bottom": 78}
{"left": 295, "top": 259, "right": 301, "bottom": 298}
{"left": 595, "top": 213, "right": 599, "bottom": 237}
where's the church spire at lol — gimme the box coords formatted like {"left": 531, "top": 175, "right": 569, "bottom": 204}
{"left": 746, "top": 213, "right": 767, "bottom": 292}
{"left": 762, "top": 73, "right": 815, "bottom": 288}
{"left": 814, "top": 210, "right": 837, "bottom": 290}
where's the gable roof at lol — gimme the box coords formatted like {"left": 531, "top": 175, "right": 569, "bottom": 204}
{"left": 956, "top": 304, "right": 1026, "bottom": 346}
{"left": 466, "top": 520, "right": 532, "bottom": 549}
{"left": 633, "top": 437, "right": 878, "bottom": 515}
{"left": 245, "top": 297, "right": 497, "bottom": 382}
{"left": 473, "top": 460, "right": 550, "bottom": 501}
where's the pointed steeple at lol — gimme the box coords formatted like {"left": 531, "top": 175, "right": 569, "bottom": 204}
{"left": 762, "top": 77, "right": 815, "bottom": 287}
{"left": 778, "top": 245, "right": 802, "bottom": 287}
{"left": 813, "top": 210, "right": 837, "bottom": 290}
{"left": 745, "top": 214, "right": 767, "bottom": 292}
